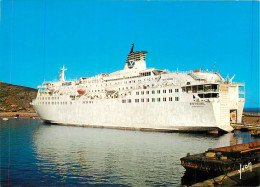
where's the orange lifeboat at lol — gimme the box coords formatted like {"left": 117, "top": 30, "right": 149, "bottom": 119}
{"left": 77, "top": 89, "right": 86, "bottom": 94}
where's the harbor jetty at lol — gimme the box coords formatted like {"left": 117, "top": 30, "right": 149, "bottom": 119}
{"left": 232, "top": 112, "right": 260, "bottom": 137}
{"left": 190, "top": 163, "right": 260, "bottom": 186}
{"left": 0, "top": 112, "right": 38, "bottom": 118}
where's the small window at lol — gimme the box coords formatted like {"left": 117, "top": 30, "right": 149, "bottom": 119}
{"left": 152, "top": 91, "right": 155, "bottom": 94}
{"left": 175, "top": 97, "right": 179, "bottom": 101}
{"left": 128, "top": 99, "right": 131, "bottom": 103}
{"left": 157, "top": 90, "right": 160, "bottom": 94}
{"left": 152, "top": 98, "right": 155, "bottom": 102}
{"left": 169, "top": 89, "right": 172, "bottom": 93}
{"left": 163, "top": 90, "right": 166, "bottom": 93}
{"left": 135, "top": 99, "right": 139, "bottom": 103}
{"left": 141, "top": 99, "right": 144, "bottom": 102}
{"left": 169, "top": 97, "right": 173, "bottom": 101}
{"left": 136, "top": 92, "right": 139, "bottom": 95}
{"left": 163, "top": 97, "right": 166, "bottom": 102}
{"left": 141, "top": 91, "right": 144, "bottom": 95}
{"left": 146, "top": 98, "right": 149, "bottom": 102}
{"left": 157, "top": 98, "right": 160, "bottom": 102}
{"left": 146, "top": 91, "right": 149, "bottom": 94}
{"left": 175, "top": 89, "right": 179, "bottom": 93}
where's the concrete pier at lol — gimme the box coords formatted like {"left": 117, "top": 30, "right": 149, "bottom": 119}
{"left": 191, "top": 163, "right": 260, "bottom": 186}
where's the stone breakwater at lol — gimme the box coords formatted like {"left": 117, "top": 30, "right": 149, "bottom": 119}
{"left": 0, "top": 112, "right": 38, "bottom": 118}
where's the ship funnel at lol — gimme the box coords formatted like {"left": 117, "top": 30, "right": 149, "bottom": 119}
{"left": 124, "top": 44, "right": 147, "bottom": 70}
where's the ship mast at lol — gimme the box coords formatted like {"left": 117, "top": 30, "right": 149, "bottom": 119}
{"left": 59, "top": 65, "right": 67, "bottom": 82}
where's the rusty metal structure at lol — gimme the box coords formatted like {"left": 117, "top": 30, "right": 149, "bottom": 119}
{"left": 181, "top": 141, "right": 260, "bottom": 174}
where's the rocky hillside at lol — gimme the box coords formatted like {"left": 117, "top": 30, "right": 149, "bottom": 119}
{"left": 0, "top": 82, "right": 37, "bottom": 112}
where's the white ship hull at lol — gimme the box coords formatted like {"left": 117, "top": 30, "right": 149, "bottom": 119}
{"left": 33, "top": 99, "right": 235, "bottom": 132}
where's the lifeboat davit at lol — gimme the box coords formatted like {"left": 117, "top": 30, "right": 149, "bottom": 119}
{"left": 77, "top": 89, "right": 86, "bottom": 94}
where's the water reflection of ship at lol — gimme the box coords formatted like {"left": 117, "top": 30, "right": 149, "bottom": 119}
{"left": 32, "top": 124, "right": 247, "bottom": 185}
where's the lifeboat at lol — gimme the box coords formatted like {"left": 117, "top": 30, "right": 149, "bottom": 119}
{"left": 77, "top": 89, "right": 86, "bottom": 94}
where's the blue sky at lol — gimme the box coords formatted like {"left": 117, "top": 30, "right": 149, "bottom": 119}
{"left": 0, "top": 0, "right": 259, "bottom": 108}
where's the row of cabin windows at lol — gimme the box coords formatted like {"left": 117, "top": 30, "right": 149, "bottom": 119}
{"left": 39, "top": 88, "right": 179, "bottom": 100}
{"left": 83, "top": 101, "right": 94, "bottom": 104}
{"left": 136, "top": 89, "right": 178, "bottom": 95}
{"left": 39, "top": 101, "right": 95, "bottom": 105}
{"left": 38, "top": 101, "right": 68, "bottom": 105}
{"left": 38, "top": 97, "right": 60, "bottom": 100}
{"left": 39, "top": 97, "right": 180, "bottom": 105}
{"left": 122, "top": 97, "right": 179, "bottom": 103}
{"left": 80, "top": 77, "right": 158, "bottom": 88}
{"left": 84, "top": 87, "right": 179, "bottom": 93}
{"left": 42, "top": 87, "right": 179, "bottom": 96}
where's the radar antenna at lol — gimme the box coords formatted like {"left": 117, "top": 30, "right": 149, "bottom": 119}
{"left": 212, "top": 62, "right": 216, "bottom": 72}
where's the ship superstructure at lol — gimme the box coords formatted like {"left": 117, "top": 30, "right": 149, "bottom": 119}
{"left": 32, "top": 45, "right": 245, "bottom": 132}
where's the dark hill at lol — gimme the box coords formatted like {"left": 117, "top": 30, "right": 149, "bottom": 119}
{"left": 0, "top": 82, "right": 37, "bottom": 112}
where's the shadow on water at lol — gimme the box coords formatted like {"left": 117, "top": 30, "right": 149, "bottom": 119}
{"left": 181, "top": 170, "right": 221, "bottom": 186}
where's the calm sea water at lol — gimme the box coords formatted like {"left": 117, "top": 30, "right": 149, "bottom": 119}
{"left": 0, "top": 118, "right": 259, "bottom": 186}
